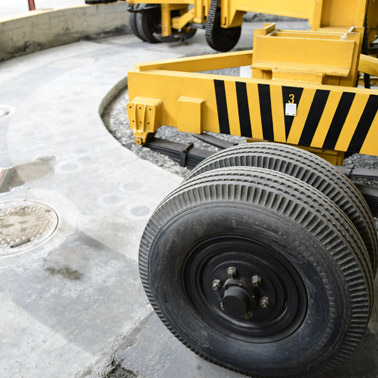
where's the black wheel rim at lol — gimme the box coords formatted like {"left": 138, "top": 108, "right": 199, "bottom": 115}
{"left": 184, "top": 236, "right": 307, "bottom": 343}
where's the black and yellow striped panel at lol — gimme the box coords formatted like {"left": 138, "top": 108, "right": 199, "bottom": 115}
{"left": 213, "top": 79, "right": 378, "bottom": 156}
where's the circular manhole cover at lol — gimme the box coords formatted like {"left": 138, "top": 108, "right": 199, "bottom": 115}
{"left": 0, "top": 200, "right": 59, "bottom": 257}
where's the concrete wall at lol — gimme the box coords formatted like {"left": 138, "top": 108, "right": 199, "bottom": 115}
{"left": 0, "top": 2, "right": 130, "bottom": 61}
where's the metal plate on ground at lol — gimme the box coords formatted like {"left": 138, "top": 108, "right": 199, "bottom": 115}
{"left": 0, "top": 200, "right": 58, "bottom": 257}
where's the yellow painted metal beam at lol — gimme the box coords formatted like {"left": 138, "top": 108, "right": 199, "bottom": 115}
{"left": 128, "top": 65, "right": 378, "bottom": 156}
{"left": 126, "top": 0, "right": 378, "bottom": 158}
{"left": 172, "top": 8, "right": 195, "bottom": 29}
{"left": 359, "top": 54, "right": 378, "bottom": 77}
{"left": 221, "top": 0, "right": 317, "bottom": 21}
{"left": 136, "top": 50, "right": 253, "bottom": 72}
{"left": 128, "top": 0, "right": 374, "bottom": 31}
{"left": 161, "top": 4, "right": 172, "bottom": 37}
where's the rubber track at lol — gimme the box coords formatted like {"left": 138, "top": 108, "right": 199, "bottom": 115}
{"left": 204, "top": 0, "right": 218, "bottom": 50}
{"left": 185, "top": 143, "right": 378, "bottom": 276}
{"left": 139, "top": 167, "right": 372, "bottom": 378}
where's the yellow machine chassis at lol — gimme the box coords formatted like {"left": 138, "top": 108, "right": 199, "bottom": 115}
{"left": 127, "top": 0, "right": 378, "bottom": 46}
{"left": 127, "top": 22, "right": 378, "bottom": 163}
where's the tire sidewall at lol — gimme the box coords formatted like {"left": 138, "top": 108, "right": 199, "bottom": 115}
{"left": 146, "top": 202, "right": 351, "bottom": 376}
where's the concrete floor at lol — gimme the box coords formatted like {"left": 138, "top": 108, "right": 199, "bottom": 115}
{"left": 0, "top": 24, "right": 377, "bottom": 378}
{"left": 0, "top": 0, "right": 86, "bottom": 18}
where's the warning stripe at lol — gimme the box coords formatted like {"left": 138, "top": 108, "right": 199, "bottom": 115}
{"left": 258, "top": 84, "right": 274, "bottom": 141}
{"left": 236, "top": 82, "right": 252, "bottom": 138}
{"left": 214, "top": 79, "right": 230, "bottom": 135}
{"left": 334, "top": 94, "right": 369, "bottom": 152}
{"left": 348, "top": 95, "right": 378, "bottom": 153}
{"left": 323, "top": 92, "right": 356, "bottom": 150}
{"left": 213, "top": 79, "right": 378, "bottom": 155}
{"left": 299, "top": 89, "right": 330, "bottom": 146}
{"left": 287, "top": 88, "right": 316, "bottom": 146}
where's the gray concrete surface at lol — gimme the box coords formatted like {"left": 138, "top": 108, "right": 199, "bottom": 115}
{"left": 0, "top": 2, "right": 130, "bottom": 61}
{"left": 0, "top": 22, "right": 377, "bottom": 378}
{"left": 0, "top": 0, "right": 86, "bottom": 18}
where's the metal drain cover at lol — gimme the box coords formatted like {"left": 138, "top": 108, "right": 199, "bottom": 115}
{"left": 0, "top": 200, "right": 58, "bottom": 257}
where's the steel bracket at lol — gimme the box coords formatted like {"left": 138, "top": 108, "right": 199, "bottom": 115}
{"left": 127, "top": 97, "right": 162, "bottom": 145}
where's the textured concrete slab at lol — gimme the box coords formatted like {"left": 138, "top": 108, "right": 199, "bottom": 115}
{"left": 0, "top": 2, "right": 130, "bottom": 61}
{"left": 0, "top": 33, "right": 185, "bottom": 378}
{"left": 79, "top": 308, "right": 378, "bottom": 378}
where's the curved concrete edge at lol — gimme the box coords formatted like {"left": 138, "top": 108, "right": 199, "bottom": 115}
{"left": 99, "top": 76, "right": 128, "bottom": 116}
{"left": 0, "top": 2, "right": 130, "bottom": 62}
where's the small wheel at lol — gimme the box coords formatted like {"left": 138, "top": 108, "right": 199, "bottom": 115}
{"left": 140, "top": 167, "right": 372, "bottom": 377}
{"left": 136, "top": 7, "right": 162, "bottom": 44}
{"left": 185, "top": 143, "right": 378, "bottom": 276}
{"left": 205, "top": 8, "right": 241, "bottom": 52}
{"left": 129, "top": 5, "right": 147, "bottom": 41}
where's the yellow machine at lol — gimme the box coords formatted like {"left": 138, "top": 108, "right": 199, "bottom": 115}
{"left": 126, "top": 0, "right": 378, "bottom": 377}
{"left": 127, "top": 0, "right": 378, "bottom": 51}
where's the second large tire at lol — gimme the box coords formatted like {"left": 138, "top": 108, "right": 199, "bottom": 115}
{"left": 185, "top": 143, "right": 378, "bottom": 276}
{"left": 140, "top": 166, "right": 372, "bottom": 377}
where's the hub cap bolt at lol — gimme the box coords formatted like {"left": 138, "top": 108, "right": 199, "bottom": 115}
{"left": 212, "top": 279, "right": 222, "bottom": 291}
{"left": 259, "top": 296, "right": 270, "bottom": 309}
{"left": 227, "top": 266, "right": 237, "bottom": 277}
{"left": 251, "top": 275, "right": 262, "bottom": 287}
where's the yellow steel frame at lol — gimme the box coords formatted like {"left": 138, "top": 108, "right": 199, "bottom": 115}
{"left": 127, "top": 0, "right": 321, "bottom": 34}
{"left": 127, "top": 0, "right": 378, "bottom": 162}
{"left": 127, "top": 0, "right": 377, "bottom": 40}
{"left": 127, "top": 48, "right": 378, "bottom": 156}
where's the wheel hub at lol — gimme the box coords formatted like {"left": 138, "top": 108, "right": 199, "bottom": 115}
{"left": 219, "top": 275, "right": 259, "bottom": 318}
{"left": 222, "top": 285, "right": 249, "bottom": 316}
{"left": 184, "top": 236, "right": 307, "bottom": 343}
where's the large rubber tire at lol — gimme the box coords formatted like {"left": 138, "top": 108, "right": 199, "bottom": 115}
{"left": 185, "top": 143, "right": 378, "bottom": 276}
{"left": 140, "top": 166, "right": 372, "bottom": 377}
{"left": 205, "top": 8, "right": 241, "bottom": 52}
{"left": 131, "top": 6, "right": 196, "bottom": 43}
{"left": 136, "top": 7, "right": 162, "bottom": 43}
{"left": 129, "top": 5, "right": 147, "bottom": 42}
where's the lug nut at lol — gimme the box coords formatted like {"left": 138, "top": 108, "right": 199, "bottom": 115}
{"left": 212, "top": 279, "right": 222, "bottom": 291}
{"left": 227, "top": 266, "right": 237, "bottom": 277}
{"left": 251, "top": 275, "right": 262, "bottom": 287}
{"left": 259, "top": 296, "right": 270, "bottom": 309}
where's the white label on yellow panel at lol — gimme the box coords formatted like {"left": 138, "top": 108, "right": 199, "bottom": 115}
{"left": 285, "top": 103, "right": 297, "bottom": 117}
